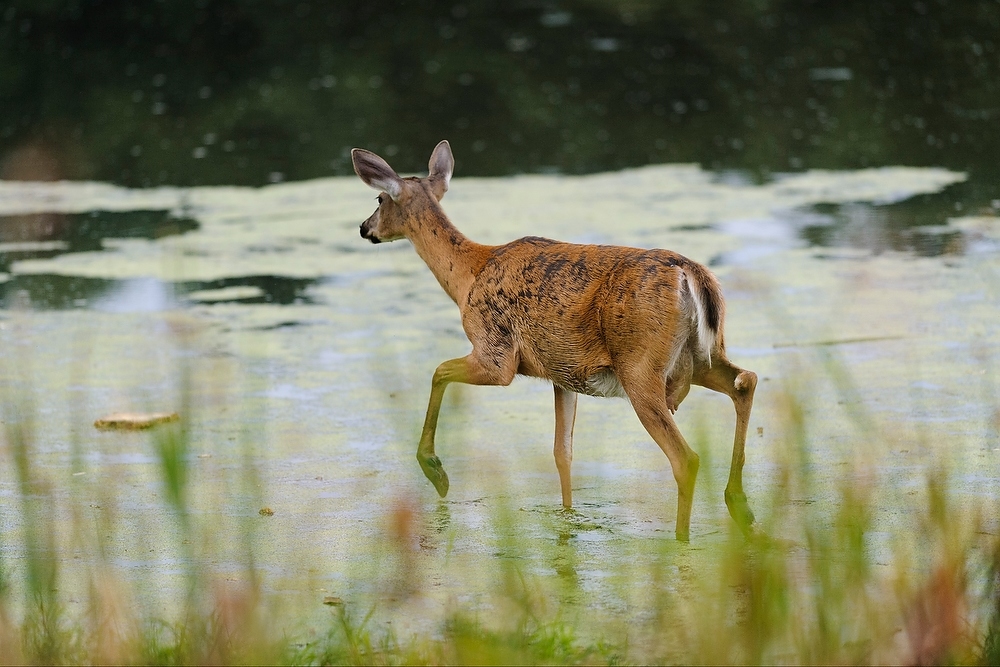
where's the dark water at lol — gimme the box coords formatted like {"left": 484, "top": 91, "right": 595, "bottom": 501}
{"left": 0, "top": 271, "right": 316, "bottom": 311}
{"left": 1, "top": 1, "right": 999, "bottom": 309}
{"left": 2, "top": 1, "right": 998, "bottom": 185}
{"left": 0, "top": 209, "right": 316, "bottom": 309}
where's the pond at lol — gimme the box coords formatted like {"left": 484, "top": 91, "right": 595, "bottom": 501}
{"left": 2, "top": 160, "right": 999, "bottom": 640}
{"left": 0, "top": 1, "right": 999, "bottom": 659}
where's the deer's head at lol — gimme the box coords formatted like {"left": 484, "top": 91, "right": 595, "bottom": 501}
{"left": 352, "top": 140, "right": 454, "bottom": 244}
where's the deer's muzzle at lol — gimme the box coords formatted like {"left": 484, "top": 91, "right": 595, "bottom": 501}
{"left": 360, "top": 223, "right": 381, "bottom": 244}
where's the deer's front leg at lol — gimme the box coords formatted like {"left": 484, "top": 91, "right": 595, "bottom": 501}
{"left": 417, "top": 351, "right": 516, "bottom": 497}
{"left": 553, "top": 385, "right": 578, "bottom": 508}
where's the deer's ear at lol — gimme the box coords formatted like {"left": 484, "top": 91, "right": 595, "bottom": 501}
{"left": 427, "top": 140, "right": 454, "bottom": 200}
{"left": 352, "top": 148, "right": 403, "bottom": 201}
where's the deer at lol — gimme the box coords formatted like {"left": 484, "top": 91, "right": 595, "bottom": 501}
{"left": 352, "top": 140, "right": 758, "bottom": 541}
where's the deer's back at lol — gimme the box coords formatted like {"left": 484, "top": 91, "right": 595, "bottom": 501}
{"left": 463, "top": 236, "right": 699, "bottom": 395}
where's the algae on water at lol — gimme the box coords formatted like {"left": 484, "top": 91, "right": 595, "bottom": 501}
{"left": 0, "top": 163, "right": 997, "bottom": 648}
{"left": 3, "top": 165, "right": 966, "bottom": 282}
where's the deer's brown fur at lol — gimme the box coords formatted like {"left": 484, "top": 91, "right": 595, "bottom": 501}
{"left": 353, "top": 140, "right": 758, "bottom": 541}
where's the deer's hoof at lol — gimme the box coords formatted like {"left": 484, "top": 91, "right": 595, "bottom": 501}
{"left": 419, "top": 455, "right": 450, "bottom": 498}
{"left": 725, "top": 490, "right": 756, "bottom": 536}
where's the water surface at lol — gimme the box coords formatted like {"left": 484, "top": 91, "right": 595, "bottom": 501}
{"left": 1, "top": 163, "right": 997, "bottom": 638}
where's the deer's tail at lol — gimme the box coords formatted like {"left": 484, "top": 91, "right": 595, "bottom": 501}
{"left": 680, "top": 263, "right": 725, "bottom": 365}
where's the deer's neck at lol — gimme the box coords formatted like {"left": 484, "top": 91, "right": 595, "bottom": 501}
{"left": 407, "top": 203, "right": 490, "bottom": 306}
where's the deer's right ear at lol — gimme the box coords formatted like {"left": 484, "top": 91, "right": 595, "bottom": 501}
{"left": 352, "top": 148, "right": 403, "bottom": 201}
{"left": 427, "top": 140, "right": 454, "bottom": 200}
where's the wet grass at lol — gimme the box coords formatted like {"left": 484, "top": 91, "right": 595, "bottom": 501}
{"left": 1, "top": 340, "right": 999, "bottom": 665}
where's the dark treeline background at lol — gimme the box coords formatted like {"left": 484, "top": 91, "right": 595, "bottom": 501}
{"left": 1, "top": 0, "right": 998, "bottom": 190}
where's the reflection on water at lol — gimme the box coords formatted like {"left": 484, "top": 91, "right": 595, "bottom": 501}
{"left": 0, "top": 209, "right": 197, "bottom": 272}
{"left": 801, "top": 185, "right": 1000, "bottom": 257}
{"left": 0, "top": 203, "right": 321, "bottom": 309}
{"left": 801, "top": 203, "right": 966, "bottom": 257}
{"left": 179, "top": 275, "right": 315, "bottom": 306}
{"left": 1, "top": 273, "right": 315, "bottom": 311}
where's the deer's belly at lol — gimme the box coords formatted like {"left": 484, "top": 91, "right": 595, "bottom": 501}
{"left": 515, "top": 338, "right": 622, "bottom": 398}
{"left": 544, "top": 369, "right": 626, "bottom": 398}
{"left": 580, "top": 369, "right": 627, "bottom": 398}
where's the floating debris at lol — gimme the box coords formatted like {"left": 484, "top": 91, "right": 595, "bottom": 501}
{"left": 93, "top": 412, "right": 179, "bottom": 430}
{"left": 259, "top": 507, "right": 274, "bottom": 516}
{"left": 322, "top": 595, "right": 344, "bottom": 606}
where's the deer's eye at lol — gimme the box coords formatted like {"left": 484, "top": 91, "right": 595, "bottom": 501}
{"left": 376, "top": 195, "right": 384, "bottom": 205}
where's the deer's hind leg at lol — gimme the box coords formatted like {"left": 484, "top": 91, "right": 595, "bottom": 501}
{"left": 618, "top": 369, "right": 701, "bottom": 542}
{"left": 418, "top": 350, "right": 517, "bottom": 497}
{"left": 665, "top": 348, "right": 694, "bottom": 414}
{"left": 693, "top": 354, "right": 758, "bottom": 534}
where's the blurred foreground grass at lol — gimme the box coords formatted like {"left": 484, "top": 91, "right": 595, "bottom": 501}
{"left": 1, "top": 346, "right": 999, "bottom": 665}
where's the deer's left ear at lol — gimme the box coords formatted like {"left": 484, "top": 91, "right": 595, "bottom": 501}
{"left": 353, "top": 148, "right": 404, "bottom": 201}
{"left": 427, "top": 140, "right": 454, "bottom": 200}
